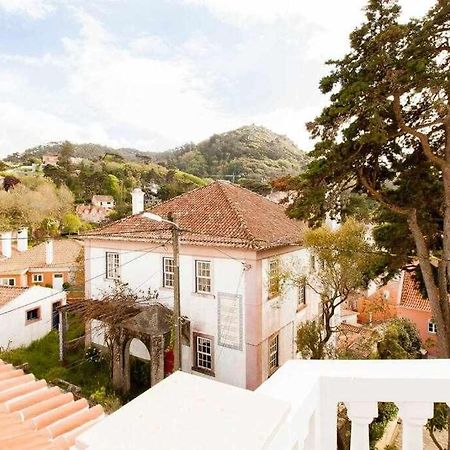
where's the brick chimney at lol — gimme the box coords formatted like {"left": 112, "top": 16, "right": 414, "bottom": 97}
{"left": 45, "top": 239, "right": 54, "bottom": 265}
{"left": 17, "top": 228, "right": 28, "bottom": 252}
{"left": 1, "top": 231, "right": 12, "bottom": 258}
{"left": 132, "top": 188, "right": 145, "bottom": 215}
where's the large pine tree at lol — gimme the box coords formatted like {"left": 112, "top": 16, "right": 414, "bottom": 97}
{"left": 290, "top": 0, "right": 450, "bottom": 357}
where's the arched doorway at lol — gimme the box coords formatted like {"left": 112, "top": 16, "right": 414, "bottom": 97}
{"left": 124, "top": 338, "right": 152, "bottom": 400}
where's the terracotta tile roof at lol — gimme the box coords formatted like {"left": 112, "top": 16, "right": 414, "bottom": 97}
{"left": 0, "top": 240, "right": 82, "bottom": 275}
{"left": 0, "top": 287, "right": 27, "bottom": 307}
{"left": 0, "top": 360, "right": 104, "bottom": 449}
{"left": 84, "top": 181, "right": 306, "bottom": 249}
{"left": 399, "top": 270, "right": 430, "bottom": 312}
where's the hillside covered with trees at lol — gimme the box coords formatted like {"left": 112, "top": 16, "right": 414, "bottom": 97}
{"left": 5, "top": 125, "right": 308, "bottom": 194}
{"left": 156, "top": 125, "right": 308, "bottom": 184}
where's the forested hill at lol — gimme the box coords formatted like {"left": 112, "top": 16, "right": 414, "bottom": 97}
{"left": 5, "top": 142, "right": 152, "bottom": 164}
{"left": 155, "top": 125, "right": 308, "bottom": 182}
{"left": 5, "top": 125, "right": 307, "bottom": 183}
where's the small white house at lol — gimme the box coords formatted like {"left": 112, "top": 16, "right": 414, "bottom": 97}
{"left": 0, "top": 285, "right": 66, "bottom": 351}
{"left": 92, "top": 195, "right": 115, "bottom": 209}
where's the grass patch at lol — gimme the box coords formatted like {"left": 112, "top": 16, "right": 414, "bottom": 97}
{"left": 0, "top": 315, "right": 119, "bottom": 410}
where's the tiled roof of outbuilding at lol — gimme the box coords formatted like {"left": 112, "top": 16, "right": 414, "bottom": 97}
{"left": 84, "top": 181, "right": 305, "bottom": 249}
{"left": 399, "top": 270, "right": 431, "bottom": 312}
{"left": 0, "top": 360, "right": 104, "bottom": 449}
{"left": 0, "top": 287, "right": 27, "bottom": 307}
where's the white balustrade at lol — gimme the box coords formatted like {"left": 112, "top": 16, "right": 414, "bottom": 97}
{"left": 397, "top": 402, "right": 434, "bottom": 450}
{"left": 257, "top": 359, "right": 450, "bottom": 450}
{"left": 346, "top": 402, "right": 378, "bottom": 450}
{"left": 76, "top": 360, "right": 450, "bottom": 450}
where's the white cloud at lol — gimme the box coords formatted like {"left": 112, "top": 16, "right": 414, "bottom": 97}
{"left": 0, "top": 0, "right": 438, "bottom": 156}
{"left": 181, "top": 0, "right": 434, "bottom": 25}
{"left": 0, "top": 0, "right": 56, "bottom": 18}
{"left": 0, "top": 10, "right": 240, "bottom": 154}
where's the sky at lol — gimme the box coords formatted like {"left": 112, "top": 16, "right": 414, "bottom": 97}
{"left": 0, "top": 0, "right": 435, "bottom": 156}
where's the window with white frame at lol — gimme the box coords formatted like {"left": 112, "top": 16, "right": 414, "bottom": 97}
{"left": 195, "top": 260, "right": 211, "bottom": 293}
{"left": 428, "top": 320, "right": 437, "bottom": 334}
{"left": 193, "top": 332, "right": 214, "bottom": 374}
{"left": 32, "top": 274, "right": 43, "bottom": 283}
{"left": 0, "top": 278, "right": 15, "bottom": 286}
{"left": 268, "top": 258, "right": 281, "bottom": 298}
{"left": 269, "top": 334, "right": 279, "bottom": 374}
{"left": 163, "top": 257, "right": 174, "bottom": 288}
{"left": 106, "top": 252, "right": 120, "bottom": 280}
{"left": 297, "top": 282, "right": 306, "bottom": 310}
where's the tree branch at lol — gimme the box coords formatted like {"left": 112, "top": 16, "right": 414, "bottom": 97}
{"left": 357, "top": 169, "right": 410, "bottom": 215}
{"left": 393, "top": 94, "right": 447, "bottom": 168}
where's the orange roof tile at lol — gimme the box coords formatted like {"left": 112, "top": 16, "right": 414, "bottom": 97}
{"left": 84, "top": 181, "right": 306, "bottom": 249}
{"left": 399, "top": 270, "right": 430, "bottom": 312}
{"left": 0, "top": 240, "right": 82, "bottom": 275}
{"left": 0, "top": 360, "right": 104, "bottom": 449}
{"left": 0, "top": 287, "right": 28, "bottom": 307}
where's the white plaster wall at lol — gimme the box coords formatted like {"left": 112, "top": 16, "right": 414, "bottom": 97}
{"left": 261, "top": 250, "right": 320, "bottom": 340}
{"left": 0, "top": 287, "right": 66, "bottom": 350}
{"left": 87, "top": 243, "right": 248, "bottom": 388}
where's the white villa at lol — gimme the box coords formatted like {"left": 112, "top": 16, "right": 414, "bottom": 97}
{"left": 83, "top": 181, "right": 322, "bottom": 390}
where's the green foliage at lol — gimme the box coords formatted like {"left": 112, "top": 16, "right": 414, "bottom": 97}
{"left": 288, "top": 0, "right": 450, "bottom": 274}
{"left": 369, "top": 403, "right": 398, "bottom": 449}
{"left": 160, "top": 125, "right": 308, "bottom": 184}
{"left": 40, "top": 149, "right": 206, "bottom": 220}
{"left": 377, "top": 318, "right": 422, "bottom": 360}
{"left": 0, "top": 176, "right": 74, "bottom": 234}
{"left": 298, "top": 219, "right": 385, "bottom": 359}
{"left": 89, "top": 387, "right": 121, "bottom": 413}
{"left": 0, "top": 329, "right": 117, "bottom": 409}
{"left": 297, "top": 320, "right": 331, "bottom": 359}
{"left": 62, "top": 213, "right": 84, "bottom": 234}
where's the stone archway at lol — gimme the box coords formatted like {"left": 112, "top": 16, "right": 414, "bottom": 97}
{"left": 123, "top": 337, "right": 152, "bottom": 397}
{"left": 110, "top": 304, "right": 173, "bottom": 396}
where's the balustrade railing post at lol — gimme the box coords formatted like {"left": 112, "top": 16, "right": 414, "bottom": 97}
{"left": 397, "top": 402, "right": 434, "bottom": 450}
{"left": 345, "top": 402, "right": 378, "bottom": 450}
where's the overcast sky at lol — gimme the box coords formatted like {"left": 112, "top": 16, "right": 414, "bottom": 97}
{"left": 0, "top": 0, "right": 435, "bottom": 156}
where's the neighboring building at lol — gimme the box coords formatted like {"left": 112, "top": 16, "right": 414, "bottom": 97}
{"left": 0, "top": 285, "right": 66, "bottom": 350}
{"left": 92, "top": 195, "right": 115, "bottom": 209}
{"left": 83, "top": 181, "right": 322, "bottom": 390}
{"left": 42, "top": 154, "right": 59, "bottom": 166}
{"left": 76, "top": 204, "right": 110, "bottom": 224}
{"left": 265, "top": 190, "right": 296, "bottom": 206}
{"left": 0, "top": 359, "right": 103, "bottom": 448}
{"left": 358, "top": 268, "right": 439, "bottom": 356}
{"left": 0, "top": 231, "right": 82, "bottom": 290}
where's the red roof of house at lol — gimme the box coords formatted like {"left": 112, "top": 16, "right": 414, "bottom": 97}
{"left": 399, "top": 270, "right": 430, "bottom": 312}
{"left": 84, "top": 181, "right": 306, "bottom": 249}
{"left": 0, "top": 360, "right": 103, "bottom": 449}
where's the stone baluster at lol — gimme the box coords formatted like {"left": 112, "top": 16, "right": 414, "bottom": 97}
{"left": 397, "top": 402, "right": 434, "bottom": 450}
{"left": 345, "top": 402, "right": 378, "bottom": 450}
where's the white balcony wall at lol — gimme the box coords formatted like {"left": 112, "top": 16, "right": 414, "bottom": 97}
{"left": 77, "top": 360, "right": 450, "bottom": 450}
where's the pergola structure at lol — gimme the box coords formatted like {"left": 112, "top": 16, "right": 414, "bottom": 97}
{"left": 58, "top": 300, "right": 178, "bottom": 395}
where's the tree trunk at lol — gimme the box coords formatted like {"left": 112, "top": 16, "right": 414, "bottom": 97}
{"left": 407, "top": 211, "right": 450, "bottom": 358}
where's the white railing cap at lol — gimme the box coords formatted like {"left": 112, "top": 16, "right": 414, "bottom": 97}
{"left": 76, "top": 371, "right": 290, "bottom": 450}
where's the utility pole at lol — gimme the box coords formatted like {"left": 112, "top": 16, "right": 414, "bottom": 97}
{"left": 168, "top": 212, "right": 182, "bottom": 371}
